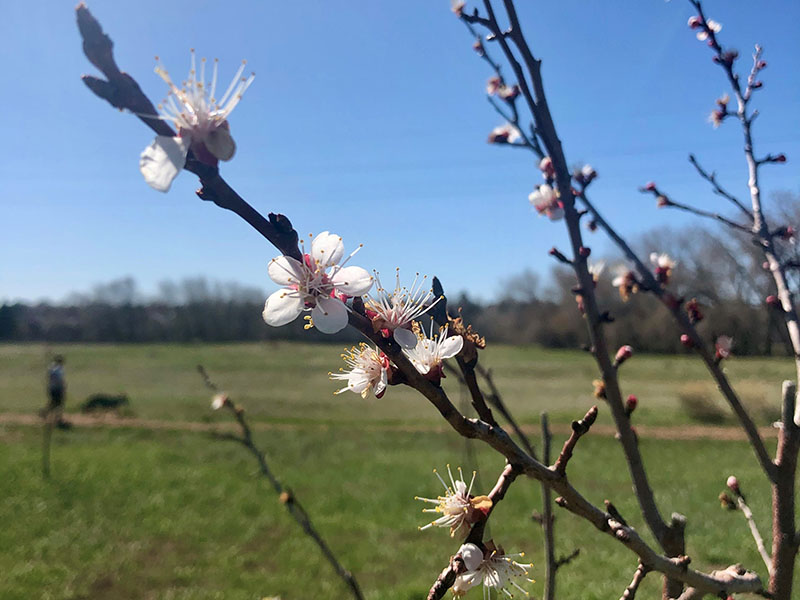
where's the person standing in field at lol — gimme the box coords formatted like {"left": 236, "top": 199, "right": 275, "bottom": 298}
{"left": 45, "top": 355, "right": 70, "bottom": 428}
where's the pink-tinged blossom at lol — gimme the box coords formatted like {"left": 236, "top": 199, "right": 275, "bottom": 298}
{"left": 364, "top": 270, "right": 441, "bottom": 349}
{"left": 486, "top": 76, "right": 502, "bottom": 95}
{"left": 696, "top": 19, "right": 721, "bottom": 41}
{"left": 715, "top": 335, "right": 734, "bottom": 360}
{"left": 211, "top": 393, "right": 228, "bottom": 411}
{"left": 650, "top": 252, "right": 676, "bottom": 285}
{"left": 529, "top": 184, "right": 564, "bottom": 221}
{"left": 588, "top": 261, "right": 605, "bottom": 284}
{"left": 402, "top": 321, "right": 463, "bottom": 379}
{"left": 140, "top": 51, "right": 254, "bottom": 192}
{"left": 452, "top": 541, "right": 535, "bottom": 598}
{"left": 497, "top": 84, "right": 520, "bottom": 101}
{"left": 539, "top": 156, "right": 555, "bottom": 179}
{"left": 487, "top": 123, "right": 521, "bottom": 144}
{"left": 415, "top": 466, "right": 492, "bottom": 537}
{"left": 262, "top": 232, "right": 373, "bottom": 334}
{"left": 612, "top": 265, "right": 637, "bottom": 301}
{"left": 451, "top": 0, "right": 466, "bottom": 17}
{"left": 329, "top": 343, "right": 389, "bottom": 399}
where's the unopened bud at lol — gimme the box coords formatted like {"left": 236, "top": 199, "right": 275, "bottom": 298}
{"left": 625, "top": 394, "right": 638, "bottom": 416}
{"left": 592, "top": 379, "right": 606, "bottom": 400}
{"left": 719, "top": 492, "right": 736, "bottom": 510}
{"left": 587, "top": 219, "right": 598, "bottom": 232}
{"left": 766, "top": 295, "right": 781, "bottom": 308}
{"left": 279, "top": 491, "right": 292, "bottom": 504}
{"left": 657, "top": 195, "right": 671, "bottom": 208}
{"left": 775, "top": 153, "right": 787, "bottom": 163}
{"left": 726, "top": 475, "right": 740, "bottom": 495}
{"left": 757, "top": 60, "right": 767, "bottom": 69}
{"left": 579, "top": 246, "right": 591, "bottom": 258}
{"left": 687, "top": 16, "right": 701, "bottom": 29}
{"left": 644, "top": 181, "right": 657, "bottom": 192}
{"left": 615, "top": 345, "right": 633, "bottom": 366}
{"left": 680, "top": 334, "right": 694, "bottom": 348}
{"left": 751, "top": 81, "right": 763, "bottom": 89}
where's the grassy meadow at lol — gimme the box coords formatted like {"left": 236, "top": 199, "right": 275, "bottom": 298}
{"left": 0, "top": 342, "right": 794, "bottom": 599}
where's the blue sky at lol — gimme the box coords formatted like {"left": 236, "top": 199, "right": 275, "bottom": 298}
{"left": 2, "top": 1, "right": 798, "bottom": 304}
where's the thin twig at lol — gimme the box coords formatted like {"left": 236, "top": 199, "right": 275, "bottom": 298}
{"left": 541, "top": 413, "right": 558, "bottom": 600}
{"left": 198, "top": 366, "right": 365, "bottom": 600}
{"left": 735, "top": 493, "right": 773, "bottom": 574}
{"left": 620, "top": 561, "right": 651, "bottom": 600}
{"left": 688, "top": 153, "right": 753, "bottom": 220}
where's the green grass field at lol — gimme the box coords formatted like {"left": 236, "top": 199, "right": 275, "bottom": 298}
{"left": 0, "top": 343, "right": 792, "bottom": 599}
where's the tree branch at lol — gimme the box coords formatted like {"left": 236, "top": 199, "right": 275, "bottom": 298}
{"left": 620, "top": 561, "right": 651, "bottom": 600}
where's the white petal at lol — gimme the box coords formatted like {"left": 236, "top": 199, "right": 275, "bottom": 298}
{"left": 262, "top": 290, "right": 304, "bottom": 326}
{"left": 459, "top": 543, "right": 484, "bottom": 572}
{"left": 311, "top": 231, "right": 345, "bottom": 268}
{"left": 393, "top": 327, "right": 418, "bottom": 349}
{"left": 332, "top": 266, "right": 373, "bottom": 296}
{"left": 347, "top": 370, "right": 371, "bottom": 395}
{"left": 312, "top": 296, "right": 348, "bottom": 334}
{"left": 438, "top": 335, "right": 464, "bottom": 360}
{"left": 205, "top": 126, "right": 236, "bottom": 161}
{"left": 268, "top": 255, "right": 304, "bottom": 287}
{"left": 373, "top": 369, "right": 387, "bottom": 397}
{"left": 139, "top": 135, "right": 190, "bottom": 192}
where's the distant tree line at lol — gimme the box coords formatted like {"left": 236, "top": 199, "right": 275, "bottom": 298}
{"left": 2, "top": 206, "right": 798, "bottom": 355}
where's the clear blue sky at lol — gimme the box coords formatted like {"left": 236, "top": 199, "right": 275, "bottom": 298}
{"left": 2, "top": 1, "right": 798, "bottom": 304}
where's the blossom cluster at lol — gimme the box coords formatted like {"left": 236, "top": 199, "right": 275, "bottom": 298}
{"left": 415, "top": 466, "right": 534, "bottom": 598}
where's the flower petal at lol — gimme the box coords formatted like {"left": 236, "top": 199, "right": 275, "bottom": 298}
{"left": 438, "top": 335, "right": 464, "bottom": 360}
{"left": 332, "top": 266, "right": 373, "bottom": 296}
{"left": 311, "top": 231, "right": 345, "bottom": 268}
{"left": 393, "top": 327, "right": 418, "bottom": 349}
{"left": 312, "top": 296, "right": 348, "bottom": 334}
{"left": 373, "top": 368, "right": 387, "bottom": 398}
{"left": 458, "top": 543, "right": 484, "bottom": 572}
{"left": 262, "top": 289, "right": 304, "bottom": 326}
{"left": 268, "top": 255, "right": 304, "bottom": 287}
{"left": 204, "top": 126, "right": 236, "bottom": 161}
{"left": 139, "top": 135, "right": 190, "bottom": 192}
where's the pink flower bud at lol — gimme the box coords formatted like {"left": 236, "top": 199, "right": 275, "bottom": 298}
{"left": 657, "top": 195, "right": 671, "bottom": 208}
{"left": 625, "top": 394, "right": 638, "bottom": 413}
{"left": 775, "top": 153, "right": 787, "bottom": 163}
{"left": 680, "top": 334, "right": 693, "bottom": 348}
{"left": 751, "top": 81, "right": 763, "bottom": 89}
{"left": 615, "top": 345, "right": 633, "bottom": 365}
{"left": 579, "top": 246, "right": 591, "bottom": 258}
{"left": 757, "top": 60, "right": 767, "bottom": 69}
{"left": 687, "top": 16, "right": 701, "bottom": 29}
{"left": 539, "top": 156, "right": 555, "bottom": 179}
{"left": 726, "top": 475, "right": 740, "bottom": 494}
{"left": 644, "top": 181, "right": 657, "bottom": 192}
{"left": 766, "top": 295, "right": 781, "bottom": 308}
{"left": 587, "top": 219, "right": 598, "bottom": 232}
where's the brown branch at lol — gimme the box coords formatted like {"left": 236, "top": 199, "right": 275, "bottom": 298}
{"left": 734, "top": 490, "right": 773, "bottom": 574}
{"left": 541, "top": 413, "right": 558, "bottom": 600}
{"left": 620, "top": 561, "right": 651, "bottom": 600}
{"left": 555, "top": 548, "right": 580, "bottom": 570}
{"left": 654, "top": 192, "right": 753, "bottom": 234}
{"left": 553, "top": 406, "right": 598, "bottom": 475}
{"left": 197, "top": 366, "right": 365, "bottom": 600}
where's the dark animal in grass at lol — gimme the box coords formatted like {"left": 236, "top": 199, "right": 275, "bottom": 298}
{"left": 81, "top": 394, "right": 130, "bottom": 414}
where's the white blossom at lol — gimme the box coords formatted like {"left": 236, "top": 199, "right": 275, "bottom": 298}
{"left": 262, "top": 232, "right": 373, "bottom": 334}
{"left": 364, "top": 270, "right": 441, "bottom": 348}
{"left": 453, "top": 543, "right": 535, "bottom": 598}
{"left": 529, "top": 184, "right": 564, "bottom": 221}
{"left": 415, "top": 466, "right": 491, "bottom": 537}
{"left": 697, "top": 19, "right": 722, "bottom": 41}
{"left": 140, "top": 50, "right": 254, "bottom": 192}
{"left": 402, "top": 321, "right": 463, "bottom": 376}
{"left": 488, "top": 123, "right": 521, "bottom": 144}
{"left": 588, "top": 260, "right": 605, "bottom": 281}
{"left": 716, "top": 335, "right": 734, "bottom": 359}
{"left": 329, "top": 343, "right": 389, "bottom": 399}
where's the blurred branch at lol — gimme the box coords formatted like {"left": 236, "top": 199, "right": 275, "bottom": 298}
{"left": 197, "top": 366, "right": 365, "bottom": 600}
{"left": 688, "top": 153, "right": 753, "bottom": 220}
{"left": 620, "top": 561, "right": 650, "bottom": 600}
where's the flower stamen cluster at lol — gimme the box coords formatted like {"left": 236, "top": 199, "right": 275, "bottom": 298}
{"left": 415, "top": 466, "right": 492, "bottom": 537}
